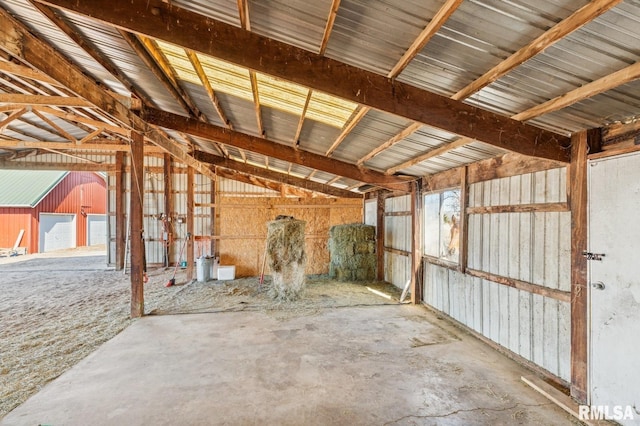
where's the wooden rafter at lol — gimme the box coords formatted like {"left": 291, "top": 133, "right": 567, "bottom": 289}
{"left": 388, "top": 0, "right": 462, "bottom": 78}
{"left": 0, "top": 139, "right": 163, "bottom": 152}
{"left": 217, "top": 167, "right": 319, "bottom": 198}
{"left": 325, "top": 106, "right": 369, "bottom": 157}
{"left": 237, "top": 0, "right": 250, "bottom": 30}
{"left": 512, "top": 60, "right": 640, "bottom": 122}
{"left": 32, "top": 109, "right": 77, "bottom": 142}
{"left": 0, "top": 60, "right": 61, "bottom": 87}
{"left": 385, "top": 137, "right": 472, "bottom": 175}
{"left": 185, "top": 50, "right": 232, "bottom": 129}
{"left": 0, "top": 93, "right": 92, "bottom": 107}
{"left": 293, "top": 89, "right": 312, "bottom": 146}
{"left": 0, "top": 108, "right": 28, "bottom": 131}
{"left": 34, "top": 107, "right": 129, "bottom": 137}
{"left": 41, "top": 146, "right": 100, "bottom": 163}
{"left": 357, "top": 122, "right": 422, "bottom": 165}
{"left": 452, "top": 0, "right": 624, "bottom": 101}
{"left": 326, "top": 176, "right": 341, "bottom": 185}
{"left": 79, "top": 127, "right": 105, "bottom": 144}
{"left": 196, "top": 150, "right": 361, "bottom": 198}
{"left": 143, "top": 106, "right": 412, "bottom": 192}
{"left": 30, "top": 1, "right": 153, "bottom": 105}
{"left": 42, "top": 0, "right": 570, "bottom": 161}
{"left": 319, "top": 0, "right": 341, "bottom": 55}
{"left": 0, "top": 7, "right": 217, "bottom": 181}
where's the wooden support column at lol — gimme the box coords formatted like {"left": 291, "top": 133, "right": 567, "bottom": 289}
{"left": 210, "top": 173, "right": 216, "bottom": 257}
{"left": 130, "top": 131, "right": 145, "bottom": 318}
{"left": 569, "top": 129, "right": 594, "bottom": 403}
{"left": 163, "top": 153, "right": 172, "bottom": 265}
{"left": 186, "top": 166, "right": 195, "bottom": 281}
{"left": 115, "top": 151, "right": 125, "bottom": 270}
{"left": 411, "top": 180, "right": 423, "bottom": 304}
{"left": 458, "top": 166, "right": 469, "bottom": 273}
{"left": 376, "top": 191, "right": 386, "bottom": 281}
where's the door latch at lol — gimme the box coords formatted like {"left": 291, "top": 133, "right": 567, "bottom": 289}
{"left": 591, "top": 281, "right": 605, "bottom": 290}
{"left": 583, "top": 251, "right": 605, "bottom": 261}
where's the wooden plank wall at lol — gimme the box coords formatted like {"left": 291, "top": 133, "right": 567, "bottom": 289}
{"left": 423, "top": 166, "right": 571, "bottom": 383}
{"left": 384, "top": 195, "right": 412, "bottom": 289}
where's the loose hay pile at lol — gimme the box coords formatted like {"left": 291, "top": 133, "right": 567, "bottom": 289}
{"left": 329, "top": 223, "right": 377, "bottom": 281}
{"left": 266, "top": 218, "right": 307, "bottom": 301}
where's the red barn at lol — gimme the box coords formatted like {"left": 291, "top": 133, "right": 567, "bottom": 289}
{"left": 0, "top": 170, "right": 107, "bottom": 254}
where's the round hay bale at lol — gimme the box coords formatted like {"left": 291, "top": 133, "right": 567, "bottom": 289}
{"left": 266, "top": 218, "right": 307, "bottom": 301}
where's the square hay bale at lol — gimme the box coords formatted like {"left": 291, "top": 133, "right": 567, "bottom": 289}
{"left": 328, "top": 223, "right": 376, "bottom": 282}
{"left": 267, "top": 218, "right": 307, "bottom": 301}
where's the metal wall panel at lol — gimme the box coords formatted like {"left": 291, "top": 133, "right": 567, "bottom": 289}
{"left": 423, "top": 167, "right": 570, "bottom": 382}
{"left": 384, "top": 195, "right": 411, "bottom": 289}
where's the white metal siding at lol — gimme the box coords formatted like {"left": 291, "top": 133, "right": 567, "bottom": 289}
{"left": 424, "top": 167, "right": 570, "bottom": 382}
{"left": 384, "top": 195, "right": 412, "bottom": 289}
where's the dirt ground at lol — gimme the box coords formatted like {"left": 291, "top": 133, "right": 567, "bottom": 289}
{"left": 0, "top": 246, "right": 401, "bottom": 418}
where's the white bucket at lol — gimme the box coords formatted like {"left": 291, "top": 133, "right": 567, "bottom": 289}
{"left": 217, "top": 265, "right": 235, "bottom": 281}
{"left": 209, "top": 256, "right": 220, "bottom": 280}
{"left": 196, "top": 256, "right": 211, "bottom": 282}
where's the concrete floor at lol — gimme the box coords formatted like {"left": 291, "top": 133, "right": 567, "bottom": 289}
{"left": 1, "top": 305, "right": 577, "bottom": 425}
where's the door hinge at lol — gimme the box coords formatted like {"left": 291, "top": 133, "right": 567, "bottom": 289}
{"left": 583, "top": 251, "right": 605, "bottom": 261}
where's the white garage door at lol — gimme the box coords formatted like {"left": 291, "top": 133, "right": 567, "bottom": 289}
{"left": 40, "top": 214, "right": 76, "bottom": 253}
{"left": 87, "top": 214, "right": 107, "bottom": 246}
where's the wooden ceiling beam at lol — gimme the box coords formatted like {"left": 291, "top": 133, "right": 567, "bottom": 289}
{"left": 36, "top": 0, "right": 570, "bottom": 162}
{"left": 319, "top": 0, "right": 341, "bottom": 55}
{"left": 0, "top": 108, "right": 28, "bottom": 131}
{"left": 388, "top": 0, "right": 462, "bottom": 78}
{"left": 196, "top": 150, "right": 362, "bottom": 198}
{"left": 143, "top": 106, "right": 412, "bottom": 192}
{"left": 293, "top": 89, "right": 312, "bottom": 146}
{"left": 452, "top": 0, "right": 624, "bottom": 101}
{"left": 326, "top": 106, "right": 369, "bottom": 157}
{"left": 0, "top": 8, "right": 216, "bottom": 181}
{"left": 32, "top": 108, "right": 77, "bottom": 142}
{"left": 217, "top": 167, "right": 315, "bottom": 197}
{"left": 185, "top": 50, "right": 232, "bottom": 129}
{"left": 0, "top": 59, "right": 61, "bottom": 87}
{"left": 0, "top": 93, "right": 92, "bottom": 107}
{"left": 0, "top": 157, "right": 114, "bottom": 171}
{"left": 385, "top": 137, "right": 472, "bottom": 175}
{"left": 0, "top": 139, "right": 165, "bottom": 152}
{"left": 357, "top": 122, "right": 422, "bottom": 165}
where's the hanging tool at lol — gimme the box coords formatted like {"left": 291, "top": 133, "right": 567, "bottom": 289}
{"left": 166, "top": 232, "right": 189, "bottom": 287}
{"left": 259, "top": 239, "right": 268, "bottom": 287}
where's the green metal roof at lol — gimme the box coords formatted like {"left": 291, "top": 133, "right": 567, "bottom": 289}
{"left": 0, "top": 170, "right": 69, "bottom": 207}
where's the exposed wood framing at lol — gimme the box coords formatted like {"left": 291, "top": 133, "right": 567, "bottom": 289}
{"left": 411, "top": 180, "right": 423, "bottom": 304}
{"left": 186, "top": 166, "right": 195, "bottom": 281}
{"left": 195, "top": 150, "right": 362, "bottom": 198}
{"left": 467, "top": 153, "right": 567, "bottom": 185}
{"left": 458, "top": 166, "right": 468, "bottom": 274}
{"left": 388, "top": 0, "right": 463, "bottom": 78}
{"left": 376, "top": 191, "right": 387, "bottom": 281}
{"left": 0, "top": 139, "right": 163, "bottom": 152}
{"left": 0, "top": 107, "right": 27, "bottom": 130}
{"left": 115, "top": 151, "right": 125, "bottom": 270}
{"left": 319, "top": 0, "right": 340, "bottom": 55}
{"left": 358, "top": 122, "right": 422, "bottom": 165}
{"left": 0, "top": 59, "right": 62, "bottom": 87}
{"left": 466, "top": 202, "right": 570, "bottom": 214}
{"left": 569, "top": 129, "right": 595, "bottom": 403}
{"left": 423, "top": 167, "right": 462, "bottom": 192}
{"left": 0, "top": 158, "right": 115, "bottom": 171}
{"left": 40, "top": 0, "right": 570, "bottom": 162}
{"left": 249, "top": 71, "right": 265, "bottom": 137}
{"left": 0, "top": 93, "right": 92, "bottom": 107}
{"left": 32, "top": 109, "right": 77, "bottom": 142}
{"left": 185, "top": 49, "right": 232, "bottom": 129}
{"left": 163, "top": 153, "right": 172, "bottom": 265}
{"left": 452, "top": 0, "right": 624, "bottom": 101}
{"left": 144, "top": 107, "right": 412, "bottom": 192}
{"left": 386, "top": 137, "right": 471, "bottom": 175}
{"left": 216, "top": 168, "right": 320, "bottom": 198}
{"left": 293, "top": 89, "right": 312, "bottom": 146}
{"left": 129, "top": 131, "right": 145, "bottom": 318}
{"left": 325, "top": 106, "right": 369, "bottom": 157}
{"left": 466, "top": 268, "right": 571, "bottom": 303}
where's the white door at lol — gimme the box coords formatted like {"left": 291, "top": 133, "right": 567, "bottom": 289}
{"left": 86, "top": 214, "right": 107, "bottom": 246}
{"left": 39, "top": 213, "right": 76, "bottom": 252}
{"left": 588, "top": 152, "right": 640, "bottom": 424}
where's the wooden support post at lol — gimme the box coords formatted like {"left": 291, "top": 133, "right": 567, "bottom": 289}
{"left": 569, "top": 129, "right": 595, "bottom": 403}
{"left": 458, "top": 166, "right": 469, "bottom": 273}
{"left": 163, "top": 153, "right": 172, "bottom": 265}
{"left": 411, "top": 180, "right": 423, "bottom": 304}
{"left": 130, "top": 131, "right": 145, "bottom": 318}
{"left": 376, "top": 191, "right": 386, "bottom": 281}
{"left": 186, "top": 166, "right": 195, "bottom": 281}
{"left": 115, "top": 151, "right": 125, "bottom": 270}
{"left": 210, "top": 172, "right": 216, "bottom": 257}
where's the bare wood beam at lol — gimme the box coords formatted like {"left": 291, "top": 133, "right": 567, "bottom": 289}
{"left": 130, "top": 131, "right": 145, "bottom": 318}
{"left": 185, "top": 50, "right": 231, "bottom": 128}
{"left": 36, "top": 0, "right": 570, "bottom": 162}
{"left": 294, "top": 89, "right": 312, "bottom": 146}
{"left": 410, "top": 180, "right": 422, "bottom": 304}
{"left": 249, "top": 71, "right": 265, "bottom": 137}
{"left": 326, "top": 176, "right": 341, "bottom": 185}
{"left": 143, "top": 107, "right": 412, "bottom": 192}
{"left": 388, "top": 0, "right": 462, "bottom": 78}
{"left": 385, "top": 137, "right": 472, "bottom": 175}
{"left": 30, "top": 2, "right": 153, "bottom": 105}
{"left": 0, "top": 59, "right": 61, "bottom": 87}
{"left": 41, "top": 147, "right": 99, "bottom": 163}
{"left": 512, "top": 60, "right": 640, "bottom": 122}
{"left": 0, "top": 10, "right": 217, "bottom": 181}
{"left": 0, "top": 93, "right": 92, "bottom": 107}
{"left": 452, "top": 0, "right": 623, "bottom": 101}
{"left": 186, "top": 166, "right": 194, "bottom": 281}
{"left": 0, "top": 107, "right": 27, "bottom": 131}
{"left": 195, "top": 150, "right": 362, "bottom": 198}
{"left": 217, "top": 168, "right": 322, "bottom": 198}
{"left": 326, "top": 106, "right": 369, "bottom": 156}
{"left": 79, "top": 127, "right": 105, "bottom": 144}
{"left": 0, "top": 139, "right": 162, "bottom": 152}
{"left": 0, "top": 158, "right": 114, "bottom": 171}
{"left": 115, "top": 151, "right": 125, "bottom": 270}
{"left": 32, "top": 109, "right": 77, "bottom": 142}
{"left": 358, "top": 122, "right": 422, "bottom": 165}
{"left": 237, "top": 0, "right": 251, "bottom": 30}
{"left": 34, "top": 107, "right": 129, "bottom": 137}
{"left": 163, "top": 154, "right": 172, "bottom": 265}
{"left": 319, "top": 0, "right": 341, "bottom": 55}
